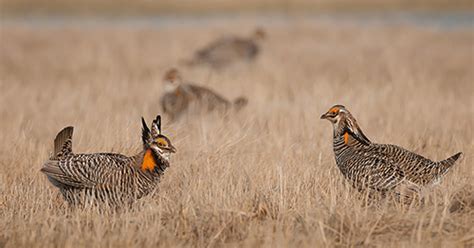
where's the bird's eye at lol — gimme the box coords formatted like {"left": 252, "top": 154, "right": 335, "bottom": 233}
{"left": 156, "top": 138, "right": 168, "bottom": 147}
{"left": 328, "top": 107, "right": 339, "bottom": 115}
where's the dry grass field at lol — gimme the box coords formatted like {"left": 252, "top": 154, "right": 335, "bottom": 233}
{"left": 0, "top": 18, "right": 473, "bottom": 247}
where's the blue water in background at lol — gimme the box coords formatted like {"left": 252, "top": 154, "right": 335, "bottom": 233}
{"left": 2, "top": 11, "right": 473, "bottom": 30}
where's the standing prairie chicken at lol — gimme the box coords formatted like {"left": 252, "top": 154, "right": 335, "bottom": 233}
{"left": 160, "top": 68, "right": 248, "bottom": 121}
{"left": 41, "top": 115, "right": 176, "bottom": 207}
{"left": 184, "top": 28, "right": 265, "bottom": 69}
{"left": 321, "top": 105, "right": 462, "bottom": 195}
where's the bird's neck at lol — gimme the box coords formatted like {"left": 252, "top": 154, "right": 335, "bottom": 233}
{"left": 133, "top": 148, "right": 169, "bottom": 177}
{"left": 333, "top": 120, "right": 371, "bottom": 147}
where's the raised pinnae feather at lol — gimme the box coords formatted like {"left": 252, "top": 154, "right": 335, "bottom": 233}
{"left": 151, "top": 115, "right": 161, "bottom": 137}
{"left": 142, "top": 117, "right": 151, "bottom": 144}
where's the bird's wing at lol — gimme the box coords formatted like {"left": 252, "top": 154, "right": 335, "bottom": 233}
{"left": 41, "top": 160, "right": 88, "bottom": 188}
{"left": 188, "top": 84, "right": 230, "bottom": 105}
{"left": 372, "top": 144, "right": 439, "bottom": 184}
{"left": 196, "top": 36, "right": 236, "bottom": 56}
{"left": 195, "top": 37, "right": 244, "bottom": 65}
{"left": 351, "top": 146, "right": 407, "bottom": 191}
{"left": 41, "top": 154, "right": 131, "bottom": 189}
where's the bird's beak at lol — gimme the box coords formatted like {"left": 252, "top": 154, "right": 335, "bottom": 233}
{"left": 320, "top": 112, "right": 329, "bottom": 119}
{"left": 169, "top": 145, "right": 177, "bottom": 153}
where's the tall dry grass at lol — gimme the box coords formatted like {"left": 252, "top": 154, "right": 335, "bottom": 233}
{"left": 0, "top": 20, "right": 473, "bottom": 247}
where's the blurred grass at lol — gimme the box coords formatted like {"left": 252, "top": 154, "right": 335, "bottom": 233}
{"left": 1, "top": 0, "right": 473, "bottom": 16}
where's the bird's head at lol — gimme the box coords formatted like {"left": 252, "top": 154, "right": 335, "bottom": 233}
{"left": 163, "top": 68, "right": 182, "bottom": 93}
{"left": 321, "top": 105, "right": 371, "bottom": 144}
{"left": 141, "top": 115, "right": 177, "bottom": 172}
{"left": 320, "top": 105, "right": 348, "bottom": 125}
{"left": 253, "top": 28, "right": 266, "bottom": 41}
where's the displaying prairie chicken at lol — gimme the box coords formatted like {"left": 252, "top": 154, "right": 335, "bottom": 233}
{"left": 41, "top": 115, "right": 176, "bottom": 207}
{"left": 160, "top": 68, "right": 248, "bottom": 121}
{"left": 321, "top": 105, "right": 462, "bottom": 195}
{"left": 184, "top": 28, "right": 265, "bottom": 69}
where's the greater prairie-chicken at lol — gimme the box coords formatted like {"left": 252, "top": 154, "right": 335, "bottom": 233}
{"left": 321, "top": 105, "right": 462, "bottom": 195}
{"left": 184, "top": 28, "right": 265, "bottom": 69}
{"left": 160, "top": 68, "right": 248, "bottom": 121}
{"left": 41, "top": 115, "right": 176, "bottom": 207}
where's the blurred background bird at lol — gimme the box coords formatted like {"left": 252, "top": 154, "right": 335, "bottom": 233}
{"left": 160, "top": 68, "right": 248, "bottom": 121}
{"left": 182, "top": 28, "right": 265, "bottom": 69}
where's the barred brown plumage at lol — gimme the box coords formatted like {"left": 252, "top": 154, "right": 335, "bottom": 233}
{"left": 321, "top": 105, "right": 462, "bottom": 195}
{"left": 161, "top": 68, "right": 248, "bottom": 121}
{"left": 183, "top": 28, "right": 265, "bottom": 69}
{"left": 40, "top": 115, "right": 176, "bottom": 207}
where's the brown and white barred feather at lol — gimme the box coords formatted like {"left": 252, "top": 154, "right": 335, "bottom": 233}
{"left": 322, "top": 105, "right": 462, "bottom": 197}
{"left": 41, "top": 116, "right": 175, "bottom": 207}
{"left": 332, "top": 129, "right": 406, "bottom": 193}
{"left": 43, "top": 153, "right": 168, "bottom": 206}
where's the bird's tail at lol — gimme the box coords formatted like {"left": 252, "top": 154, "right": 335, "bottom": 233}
{"left": 436, "top": 152, "right": 462, "bottom": 177}
{"left": 233, "top": 97, "right": 248, "bottom": 111}
{"left": 50, "top": 126, "right": 74, "bottom": 160}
